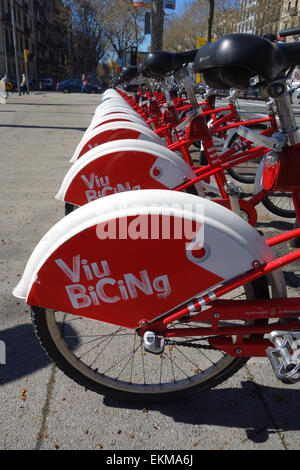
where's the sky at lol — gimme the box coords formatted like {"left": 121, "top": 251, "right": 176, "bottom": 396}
{"left": 175, "top": 0, "right": 186, "bottom": 15}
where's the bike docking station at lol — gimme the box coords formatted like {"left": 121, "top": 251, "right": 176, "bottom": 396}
{"left": 13, "top": 30, "right": 300, "bottom": 402}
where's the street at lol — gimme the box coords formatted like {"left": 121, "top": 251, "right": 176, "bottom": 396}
{"left": 218, "top": 96, "right": 300, "bottom": 125}
{"left": 0, "top": 91, "right": 300, "bottom": 451}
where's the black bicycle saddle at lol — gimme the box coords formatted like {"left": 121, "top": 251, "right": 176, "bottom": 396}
{"left": 141, "top": 50, "right": 198, "bottom": 78}
{"left": 124, "top": 83, "right": 140, "bottom": 92}
{"left": 193, "top": 33, "right": 300, "bottom": 90}
{"left": 118, "top": 66, "right": 139, "bottom": 83}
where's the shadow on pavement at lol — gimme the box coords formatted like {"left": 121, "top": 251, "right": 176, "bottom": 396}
{"left": 103, "top": 380, "right": 300, "bottom": 443}
{"left": 0, "top": 321, "right": 78, "bottom": 385}
{"left": 283, "top": 271, "right": 300, "bottom": 287}
{"left": 6, "top": 102, "right": 95, "bottom": 106}
{"left": 257, "top": 220, "right": 294, "bottom": 231}
{"left": 0, "top": 124, "right": 86, "bottom": 131}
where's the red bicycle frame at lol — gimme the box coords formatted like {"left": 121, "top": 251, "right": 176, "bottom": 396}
{"left": 117, "top": 85, "right": 280, "bottom": 224}
{"left": 137, "top": 220, "right": 300, "bottom": 357}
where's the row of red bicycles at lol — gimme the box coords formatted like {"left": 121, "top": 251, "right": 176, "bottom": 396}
{"left": 14, "top": 30, "right": 300, "bottom": 402}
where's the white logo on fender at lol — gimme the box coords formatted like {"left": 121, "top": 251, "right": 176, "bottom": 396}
{"left": 55, "top": 255, "right": 171, "bottom": 309}
{"left": 81, "top": 173, "right": 141, "bottom": 202}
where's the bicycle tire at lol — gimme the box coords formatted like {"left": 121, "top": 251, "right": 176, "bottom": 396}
{"left": 31, "top": 277, "right": 269, "bottom": 403}
{"left": 65, "top": 202, "right": 75, "bottom": 216}
{"left": 261, "top": 191, "right": 296, "bottom": 218}
{"left": 226, "top": 123, "right": 268, "bottom": 184}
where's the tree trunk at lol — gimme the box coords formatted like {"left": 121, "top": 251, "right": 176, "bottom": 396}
{"left": 151, "top": 0, "right": 165, "bottom": 51}
{"left": 207, "top": 0, "right": 215, "bottom": 43}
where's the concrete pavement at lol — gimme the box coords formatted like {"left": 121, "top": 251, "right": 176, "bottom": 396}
{"left": 0, "top": 91, "right": 300, "bottom": 451}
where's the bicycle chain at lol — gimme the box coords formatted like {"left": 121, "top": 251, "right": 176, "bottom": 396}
{"left": 166, "top": 339, "right": 215, "bottom": 350}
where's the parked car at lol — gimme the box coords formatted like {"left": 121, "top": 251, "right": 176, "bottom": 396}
{"left": 89, "top": 79, "right": 105, "bottom": 92}
{"left": 56, "top": 79, "right": 102, "bottom": 94}
{"left": 238, "top": 88, "right": 260, "bottom": 99}
{"left": 39, "top": 78, "right": 55, "bottom": 90}
{"left": 194, "top": 84, "right": 206, "bottom": 95}
{"left": 215, "top": 89, "right": 229, "bottom": 98}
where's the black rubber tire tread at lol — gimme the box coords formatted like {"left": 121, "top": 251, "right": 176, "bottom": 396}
{"left": 31, "top": 277, "right": 269, "bottom": 403}
{"left": 64, "top": 202, "right": 75, "bottom": 216}
{"left": 261, "top": 192, "right": 296, "bottom": 219}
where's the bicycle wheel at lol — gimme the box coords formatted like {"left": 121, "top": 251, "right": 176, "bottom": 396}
{"left": 65, "top": 202, "right": 75, "bottom": 216}
{"left": 31, "top": 277, "right": 269, "bottom": 403}
{"left": 226, "top": 124, "right": 268, "bottom": 184}
{"left": 261, "top": 191, "right": 296, "bottom": 218}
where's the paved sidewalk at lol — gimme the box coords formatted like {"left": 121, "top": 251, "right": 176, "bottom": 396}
{"left": 0, "top": 92, "right": 299, "bottom": 451}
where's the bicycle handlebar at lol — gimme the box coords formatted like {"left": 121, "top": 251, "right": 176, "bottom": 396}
{"left": 279, "top": 27, "right": 300, "bottom": 38}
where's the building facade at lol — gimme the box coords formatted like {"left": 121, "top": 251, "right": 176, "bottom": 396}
{"left": 213, "top": 7, "right": 240, "bottom": 39}
{"left": 280, "top": 0, "right": 300, "bottom": 39}
{"left": 0, "top": 0, "right": 70, "bottom": 85}
{"left": 237, "top": 0, "right": 258, "bottom": 34}
{"left": 256, "top": 0, "right": 282, "bottom": 37}
{"left": 215, "top": 0, "right": 300, "bottom": 40}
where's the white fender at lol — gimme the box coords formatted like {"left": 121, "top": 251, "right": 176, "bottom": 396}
{"left": 94, "top": 100, "right": 133, "bottom": 114}
{"left": 91, "top": 107, "right": 143, "bottom": 125}
{"left": 102, "top": 89, "right": 120, "bottom": 98}
{"left": 222, "top": 128, "right": 239, "bottom": 152}
{"left": 70, "top": 121, "right": 164, "bottom": 162}
{"left": 13, "top": 190, "right": 277, "bottom": 328}
{"left": 58, "top": 139, "right": 204, "bottom": 204}
{"left": 82, "top": 112, "right": 148, "bottom": 141}
{"left": 96, "top": 94, "right": 125, "bottom": 106}
{"left": 96, "top": 97, "right": 132, "bottom": 106}
{"left": 92, "top": 106, "right": 144, "bottom": 123}
{"left": 94, "top": 100, "right": 140, "bottom": 111}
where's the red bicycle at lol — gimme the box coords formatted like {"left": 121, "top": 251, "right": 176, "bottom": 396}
{"left": 14, "top": 32, "right": 300, "bottom": 402}
{"left": 62, "top": 63, "right": 287, "bottom": 224}
{"left": 117, "top": 58, "right": 294, "bottom": 218}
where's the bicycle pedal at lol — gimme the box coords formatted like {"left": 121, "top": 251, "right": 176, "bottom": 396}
{"left": 266, "top": 330, "right": 300, "bottom": 382}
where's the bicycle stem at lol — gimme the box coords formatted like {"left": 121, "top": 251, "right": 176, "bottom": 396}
{"left": 266, "top": 79, "right": 300, "bottom": 143}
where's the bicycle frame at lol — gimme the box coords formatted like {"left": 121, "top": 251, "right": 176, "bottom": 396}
{"left": 117, "top": 76, "right": 300, "bottom": 358}
{"left": 13, "top": 77, "right": 300, "bottom": 367}
{"left": 120, "top": 81, "right": 278, "bottom": 192}
{"left": 167, "top": 116, "right": 276, "bottom": 222}
{"left": 137, "top": 220, "right": 300, "bottom": 357}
